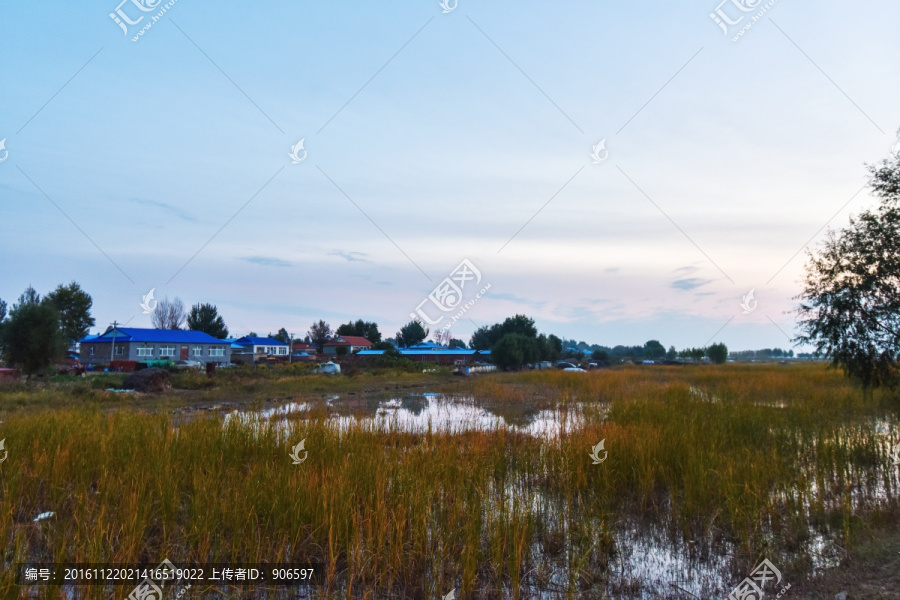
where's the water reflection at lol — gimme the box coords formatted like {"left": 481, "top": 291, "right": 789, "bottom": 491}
{"left": 223, "top": 393, "right": 585, "bottom": 438}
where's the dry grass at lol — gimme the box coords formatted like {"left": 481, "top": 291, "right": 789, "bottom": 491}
{"left": 0, "top": 364, "right": 897, "bottom": 598}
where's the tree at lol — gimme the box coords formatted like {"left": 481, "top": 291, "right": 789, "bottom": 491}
{"left": 448, "top": 338, "right": 467, "bottom": 349}
{"left": 308, "top": 320, "right": 332, "bottom": 353}
{"left": 4, "top": 297, "right": 65, "bottom": 374}
{"left": 187, "top": 303, "right": 229, "bottom": 339}
{"left": 335, "top": 319, "right": 382, "bottom": 343}
{"left": 469, "top": 326, "right": 495, "bottom": 350}
{"left": 644, "top": 340, "right": 666, "bottom": 360}
{"left": 45, "top": 282, "right": 95, "bottom": 344}
{"left": 396, "top": 320, "right": 428, "bottom": 348}
{"left": 797, "top": 146, "right": 900, "bottom": 388}
{"left": 0, "top": 297, "right": 7, "bottom": 350}
{"left": 335, "top": 345, "right": 349, "bottom": 357}
{"left": 469, "top": 315, "right": 538, "bottom": 350}
{"left": 151, "top": 297, "right": 186, "bottom": 329}
{"left": 271, "top": 328, "right": 291, "bottom": 344}
{"left": 15, "top": 286, "right": 41, "bottom": 308}
{"left": 666, "top": 345, "right": 678, "bottom": 360}
{"left": 491, "top": 333, "right": 540, "bottom": 371}
{"left": 546, "top": 334, "right": 563, "bottom": 362}
{"left": 680, "top": 347, "right": 706, "bottom": 362}
{"left": 707, "top": 343, "right": 728, "bottom": 364}
{"left": 492, "top": 334, "right": 524, "bottom": 371}
{"left": 432, "top": 329, "right": 451, "bottom": 346}
{"left": 501, "top": 314, "right": 538, "bottom": 338}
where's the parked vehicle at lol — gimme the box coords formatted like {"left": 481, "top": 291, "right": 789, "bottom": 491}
{"left": 173, "top": 360, "right": 204, "bottom": 370}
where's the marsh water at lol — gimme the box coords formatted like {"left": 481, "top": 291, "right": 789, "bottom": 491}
{"left": 211, "top": 392, "right": 895, "bottom": 599}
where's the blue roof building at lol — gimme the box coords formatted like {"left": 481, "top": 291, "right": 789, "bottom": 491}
{"left": 356, "top": 344, "right": 490, "bottom": 365}
{"left": 78, "top": 327, "right": 231, "bottom": 365}
{"left": 230, "top": 336, "right": 290, "bottom": 364}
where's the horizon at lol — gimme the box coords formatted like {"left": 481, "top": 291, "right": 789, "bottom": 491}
{"left": 2, "top": 0, "right": 899, "bottom": 353}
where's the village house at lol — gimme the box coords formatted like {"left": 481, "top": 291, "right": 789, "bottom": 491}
{"left": 323, "top": 336, "right": 373, "bottom": 355}
{"left": 228, "top": 336, "right": 290, "bottom": 364}
{"left": 292, "top": 341, "right": 317, "bottom": 355}
{"left": 78, "top": 327, "right": 231, "bottom": 365}
{"left": 356, "top": 342, "right": 489, "bottom": 366}
{"left": 290, "top": 341, "right": 318, "bottom": 362}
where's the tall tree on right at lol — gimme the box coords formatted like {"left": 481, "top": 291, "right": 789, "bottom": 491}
{"left": 796, "top": 142, "right": 900, "bottom": 388}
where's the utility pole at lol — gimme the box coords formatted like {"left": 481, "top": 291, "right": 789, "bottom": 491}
{"left": 289, "top": 332, "right": 294, "bottom": 364}
{"left": 109, "top": 320, "right": 118, "bottom": 371}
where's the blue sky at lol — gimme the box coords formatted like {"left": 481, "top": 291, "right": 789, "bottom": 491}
{"left": 1, "top": 0, "right": 898, "bottom": 350}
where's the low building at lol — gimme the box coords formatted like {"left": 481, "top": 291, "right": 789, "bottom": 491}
{"left": 323, "top": 336, "right": 373, "bottom": 355}
{"left": 356, "top": 342, "right": 490, "bottom": 366}
{"left": 230, "top": 336, "right": 290, "bottom": 364}
{"left": 292, "top": 341, "right": 317, "bottom": 355}
{"left": 78, "top": 327, "right": 231, "bottom": 366}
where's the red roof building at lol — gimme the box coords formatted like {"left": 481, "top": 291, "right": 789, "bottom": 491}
{"left": 323, "top": 336, "right": 372, "bottom": 355}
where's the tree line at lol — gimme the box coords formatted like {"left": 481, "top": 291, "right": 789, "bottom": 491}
{"left": 0, "top": 282, "right": 94, "bottom": 374}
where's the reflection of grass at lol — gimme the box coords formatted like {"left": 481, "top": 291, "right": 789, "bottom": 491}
{"left": 0, "top": 364, "right": 898, "bottom": 598}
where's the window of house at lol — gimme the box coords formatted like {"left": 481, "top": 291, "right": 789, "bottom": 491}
{"left": 159, "top": 346, "right": 175, "bottom": 357}
{"left": 115, "top": 345, "right": 125, "bottom": 356}
{"left": 89, "top": 346, "right": 95, "bottom": 355}
{"left": 277, "top": 347, "right": 287, "bottom": 355}
{"left": 136, "top": 347, "right": 153, "bottom": 357}
{"left": 210, "top": 347, "right": 225, "bottom": 357}
{"left": 192, "top": 347, "right": 202, "bottom": 357}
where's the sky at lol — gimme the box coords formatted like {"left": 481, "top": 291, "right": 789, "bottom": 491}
{"left": 1, "top": 0, "right": 898, "bottom": 351}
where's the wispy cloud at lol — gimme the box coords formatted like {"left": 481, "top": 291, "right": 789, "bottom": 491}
{"left": 329, "top": 251, "right": 368, "bottom": 262}
{"left": 671, "top": 277, "right": 712, "bottom": 291}
{"left": 673, "top": 265, "right": 699, "bottom": 275}
{"left": 128, "top": 198, "right": 198, "bottom": 223}
{"left": 243, "top": 256, "right": 292, "bottom": 268}
{"left": 492, "top": 292, "right": 546, "bottom": 310}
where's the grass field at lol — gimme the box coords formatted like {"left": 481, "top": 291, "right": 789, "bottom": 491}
{"left": 0, "top": 363, "right": 898, "bottom": 599}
